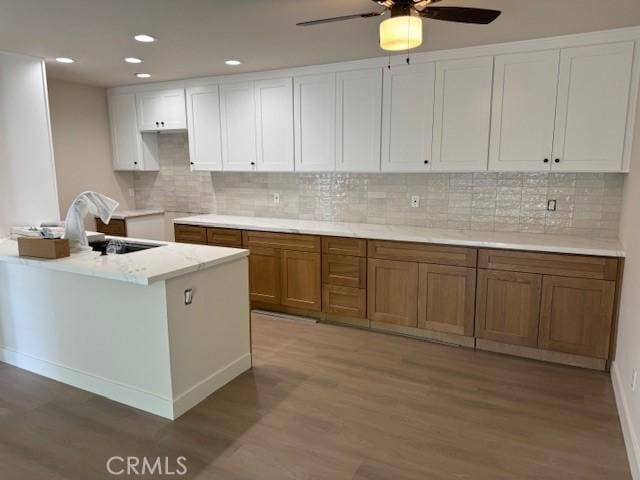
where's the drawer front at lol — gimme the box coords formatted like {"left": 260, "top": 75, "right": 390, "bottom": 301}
{"left": 207, "top": 227, "right": 243, "bottom": 247}
{"left": 478, "top": 249, "right": 618, "bottom": 280}
{"left": 322, "top": 236, "right": 367, "bottom": 257}
{"left": 174, "top": 224, "right": 207, "bottom": 244}
{"left": 368, "top": 240, "right": 477, "bottom": 267}
{"left": 323, "top": 285, "right": 366, "bottom": 319}
{"left": 96, "top": 218, "right": 127, "bottom": 237}
{"left": 243, "top": 230, "right": 320, "bottom": 253}
{"left": 323, "top": 254, "right": 366, "bottom": 288}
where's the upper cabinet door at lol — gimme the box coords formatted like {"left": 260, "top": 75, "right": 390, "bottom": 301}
{"left": 220, "top": 81, "right": 257, "bottom": 171}
{"left": 254, "top": 78, "right": 294, "bottom": 172}
{"left": 294, "top": 73, "right": 336, "bottom": 171}
{"left": 109, "top": 93, "right": 142, "bottom": 170}
{"left": 432, "top": 57, "right": 493, "bottom": 171}
{"left": 137, "top": 89, "right": 186, "bottom": 131}
{"left": 186, "top": 85, "right": 223, "bottom": 171}
{"left": 489, "top": 50, "right": 560, "bottom": 172}
{"left": 381, "top": 62, "right": 435, "bottom": 172}
{"left": 552, "top": 41, "right": 634, "bottom": 172}
{"left": 336, "top": 68, "right": 383, "bottom": 172}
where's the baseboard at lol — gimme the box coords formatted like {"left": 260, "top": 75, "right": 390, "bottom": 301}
{"left": 612, "top": 361, "right": 640, "bottom": 479}
{"left": 0, "top": 346, "right": 174, "bottom": 419}
{"left": 171, "top": 353, "right": 252, "bottom": 419}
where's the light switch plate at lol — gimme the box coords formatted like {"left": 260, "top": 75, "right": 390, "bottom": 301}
{"left": 272, "top": 192, "right": 280, "bottom": 204}
{"left": 411, "top": 195, "right": 420, "bottom": 208}
{"left": 547, "top": 199, "right": 557, "bottom": 211}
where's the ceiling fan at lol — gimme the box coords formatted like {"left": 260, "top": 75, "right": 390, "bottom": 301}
{"left": 297, "top": 1, "right": 501, "bottom": 52}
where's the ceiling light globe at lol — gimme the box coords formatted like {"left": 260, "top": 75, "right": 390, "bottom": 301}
{"left": 379, "top": 16, "right": 422, "bottom": 51}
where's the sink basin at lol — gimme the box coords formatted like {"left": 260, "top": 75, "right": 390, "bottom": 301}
{"left": 89, "top": 239, "right": 165, "bottom": 255}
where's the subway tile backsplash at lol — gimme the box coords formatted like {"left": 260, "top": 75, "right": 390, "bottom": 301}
{"left": 133, "top": 133, "right": 623, "bottom": 238}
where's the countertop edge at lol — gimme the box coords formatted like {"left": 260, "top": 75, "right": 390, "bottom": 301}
{"left": 173, "top": 217, "right": 625, "bottom": 258}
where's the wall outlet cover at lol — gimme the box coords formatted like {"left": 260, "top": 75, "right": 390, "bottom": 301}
{"left": 547, "top": 199, "right": 557, "bottom": 211}
{"left": 272, "top": 192, "right": 280, "bottom": 204}
{"left": 411, "top": 195, "right": 420, "bottom": 208}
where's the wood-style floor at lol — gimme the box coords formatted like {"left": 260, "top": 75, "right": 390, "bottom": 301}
{"left": 0, "top": 313, "right": 631, "bottom": 479}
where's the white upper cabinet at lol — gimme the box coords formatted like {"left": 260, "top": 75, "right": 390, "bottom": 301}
{"left": 381, "top": 62, "right": 435, "bottom": 172}
{"left": 432, "top": 57, "right": 493, "bottom": 171}
{"left": 294, "top": 73, "right": 336, "bottom": 171}
{"left": 489, "top": 51, "right": 560, "bottom": 171}
{"left": 108, "top": 93, "right": 159, "bottom": 171}
{"left": 551, "top": 41, "right": 635, "bottom": 172}
{"left": 254, "top": 78, "right": 294, "bottom": 172}
{"left": 186, "top": 85, "right": 223, "bottom": 171}
{"left": 219, "top": 81, "right": 258, "bottom": 171}
{"left": 336, "top": 68, "right": 383, "bottom": 172}
{"left": 136, "top": 89, "right": 187, "bottom": 131}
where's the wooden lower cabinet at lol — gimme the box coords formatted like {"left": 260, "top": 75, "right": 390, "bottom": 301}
{"left": 248, "top": 247, "right": 281, "bottom": 305}
{"left": 418, "top": 264, "right": 476, "bottom": 336}
{"left": 97, "top": 218, "right": 127, "bottom": 237}
{"left": 280, "top": 250, "right": 322, "bottom": 311}
{"left": 323, "top": 285, "right": 366, "bottom": 318}
{"left": 538, "top": 276, "right": 615, "bottom": 359}
{"left": 367, "top": 258, "right": 418, "bottom": 327}
{"left": 475, "top": 269, "right": 542, "bottom": 347}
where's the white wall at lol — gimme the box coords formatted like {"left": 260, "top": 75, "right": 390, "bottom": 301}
{"left": 613, "top": 92, "right": 640, "bottom": 479}
{"left": 0, "top": 51, "right": 60, "bottom": 236}
{"left": 47, "top": 79, "right": 134, "bottom": 225}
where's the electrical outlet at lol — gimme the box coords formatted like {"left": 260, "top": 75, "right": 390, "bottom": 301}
{"left": 272, "top": 192, "right": 280, "bottom": 205}
{"left": 547, "top": 199, "right": 557, "bottom": 211}
{"left": 411, "top": 195, "right": 420, "bottom": 208}
{"left": 632, "top": 369, "right": 638, "bottom": 393}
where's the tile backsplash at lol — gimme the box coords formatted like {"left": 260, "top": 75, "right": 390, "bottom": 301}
{"left": 134, "top": 133, "right": 623, "bottom": 238}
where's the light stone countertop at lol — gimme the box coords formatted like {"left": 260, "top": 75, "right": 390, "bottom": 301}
{"left": 174, "top": 214, "right": 625, "bottom": 257}
{"left": 0, "top": 237, "right": 248, "bottom": 285}
{"left": 109, "top": 209, "right": 164, "bottom": 220}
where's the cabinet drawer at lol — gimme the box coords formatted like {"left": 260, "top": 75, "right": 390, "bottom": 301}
{"left": 323, "top": 254, "right": 366, "bottom": 288}
{"left": 322, "top": 236, "right": 366, "bottom": 257}
{"left": 478, "top": 249, "right": 618, "bottom": 280}
{"left": 243, "top": 230, "right": 320, "bottom": 252}
{"left": 368, "top": 240, "right": 477, "bottom": 267}
{"left": 174, "top": 224, "right": 207, "bottom": 244}
{"left": 207, "top": 228, "right": 242, "bottom": 247}
{"left": 323, "top": 285, "right": 366, "bottom": 319}
{"left": 96, "top": 218, "right": 127, "bottom": 237}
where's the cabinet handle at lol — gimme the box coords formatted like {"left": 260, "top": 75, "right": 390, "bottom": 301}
{"left": 424, "top": 160, "right": 429, "bottom": 164}
{"left": 161, "top": 121, "right": 165, "bottom": 127}
{"left": 155, "top": 121, "right": 159, "bottom": 127}
{"left": 543, "top": 158, "right": 549, "bottom": 163}
{"left": 554, "top": 158, "right": 560, "bottom": 163}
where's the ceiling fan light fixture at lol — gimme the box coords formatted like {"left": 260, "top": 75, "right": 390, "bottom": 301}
{"left": 379, "top": 15, "right": 422, "bottom": 51}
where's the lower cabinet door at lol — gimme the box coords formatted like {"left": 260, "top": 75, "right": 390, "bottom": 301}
{"left": 418, "top": 264, "right": 476, "bottom": 336}
{"left": 323, "top": 285, "right": 366, "bottom": 318}
{"left": 538, "top": 276, "right": 615, "bottom": 358}
{"left": 476, "top": 269, "right": 542, "bottom": 347}
{"left": 248, "top": 247, "right": 281, "bottom": 305}
{"left": 280, "top": 250, "right": 322, "bottom": 311}
{"left": 367, "top": 258, "right": 418, "bottom": 327}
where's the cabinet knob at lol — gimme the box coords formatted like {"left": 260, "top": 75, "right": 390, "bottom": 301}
{"left": 554, "top": 158, "right": 560, "bottom": 163}
{"left": 424, "top": 160, "right": 429, "bottom": 164}
{"left": 543, "top": 158, "right": 549, "bottom": 163}
{"left": 155, "top": 121, "right": 159, "bottom": 127}
{"left": 134, "top": 161, "right": 138, "bottom": 165}
{"left": 190, "top": 162, "right": 194, "bottom": 165}
{"left": 161, "top": 121, "right": 165, "bottom": 127}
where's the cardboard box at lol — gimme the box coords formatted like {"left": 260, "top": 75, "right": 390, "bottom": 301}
{"left": 18, "top": 237, "right": 70, "bottom": 259}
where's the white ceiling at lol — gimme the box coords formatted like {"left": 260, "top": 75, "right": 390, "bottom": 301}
{"left": 1, "top": 0, "right": 640, "bottom": 87}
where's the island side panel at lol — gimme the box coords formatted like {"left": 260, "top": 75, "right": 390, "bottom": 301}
{"left": 165, "top": 256, "right": 251, "bottom": 419}
{"left": 0, "top": 262, "right": 174, "bottom": 418}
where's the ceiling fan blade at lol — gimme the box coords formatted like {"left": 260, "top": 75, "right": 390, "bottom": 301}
{"left": 297, "top": 11, "right": 384, "bottom": 27}
{"left": 417, "top": 6, "right": 501, "bottom": 24}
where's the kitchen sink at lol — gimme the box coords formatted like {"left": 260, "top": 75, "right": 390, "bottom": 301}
{"left": 89, "top": 239, "right": 165, "bottom": 255}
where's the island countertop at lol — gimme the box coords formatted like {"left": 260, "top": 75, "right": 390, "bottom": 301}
{"left": 174, "top": 214, "right": 625, "bottom": 258}
{"left": 0, "top": 237, "right": 248, "bottom": 285}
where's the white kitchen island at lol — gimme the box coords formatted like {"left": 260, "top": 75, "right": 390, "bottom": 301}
{"left": 0, "top": 238, "right": 251, "bottom": 420}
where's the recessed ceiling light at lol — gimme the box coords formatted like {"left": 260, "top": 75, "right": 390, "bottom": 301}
{"left": 124, "top": 57, "right": 143, "bottom": 64}
{"left": 55, "top": 57, "right": 75, "bottom": 63}
{"left": 225, "top": 60, "right": 242, "bottom": 66}
{"left": 134, "top": 34, "right": 157, "bottom": 43}
{"left": 134, "top": 73, "right": 151, "bottom": 79}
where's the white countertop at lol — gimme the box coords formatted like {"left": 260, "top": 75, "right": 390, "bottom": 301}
{"left": 0, "top": 237, "right": 248, "bottom": 285}
{"left": 174, "top": 214, "right": 625, "bottom": 257}
{"left": 109, "top": 209, "right": 164, "bottom": 220}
